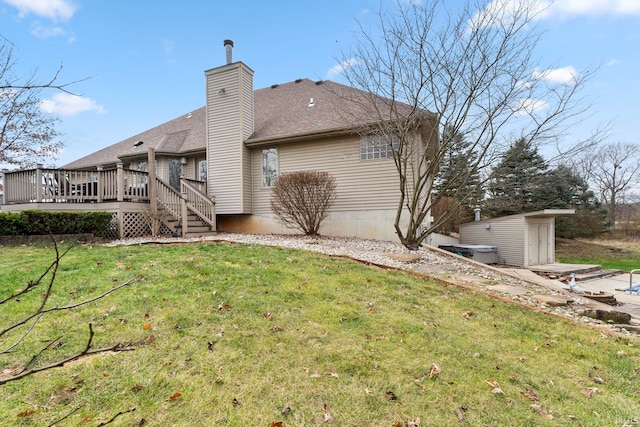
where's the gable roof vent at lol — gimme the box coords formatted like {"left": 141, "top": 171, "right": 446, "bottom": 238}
{"left": 271, "top": 84, "right": 279, "bottom": 89}
{"left": 315, "top": 80, "right": 324, "bottom": 85}
{"left": 295, "top": 78, "right": 303, "bottom": 83}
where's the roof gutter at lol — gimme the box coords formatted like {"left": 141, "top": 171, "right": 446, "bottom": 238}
{"left": 244, "top": 127, "right": 358, "bottom": 148}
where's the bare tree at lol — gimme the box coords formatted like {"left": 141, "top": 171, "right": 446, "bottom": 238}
{"left": 0, "top": 42, "right": 68, "bottom": 168}
{"left": 337, "top": 0, "right": 601, "bottom": 249}
{"left": 0, "top": 238, "right": 136, "bottom": 386}
{"left": 270, "top": 171, "right": 337, "bottom": 235}
{"left": 577, "top": 142, "right": 640, "bottom": 230}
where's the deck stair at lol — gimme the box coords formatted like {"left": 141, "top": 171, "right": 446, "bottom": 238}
{"left": 155, "top": 177, "right": 216, "bottom": 238}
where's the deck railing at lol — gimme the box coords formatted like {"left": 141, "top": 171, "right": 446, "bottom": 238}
{"left": 181, "top": 179, "right": 215, "bottom": 228}
{"left": 2, "top": 164, "right": 215, "bottom": 237}
{"left": 2, "top": 164, "right": 150, "bottom": 204}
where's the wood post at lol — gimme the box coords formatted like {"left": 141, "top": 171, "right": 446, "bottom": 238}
{"left": 147, "top": 148, "right": 157, "bottom": 213}
{"left": 96, "top": 166, "right": 103, "bottom": 203}
{"left": 181, "top": 187, "right": 188, "bottom": 237}
{"left": 116, "top": 163, "right": 124, "bottom": 202}
{"left": 35, "top": 164, "right": 43, "bottom": 202}
{"left": 1, "top": 169, "right": 8, "bottom": 205}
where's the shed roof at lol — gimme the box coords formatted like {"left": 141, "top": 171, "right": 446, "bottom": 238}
{"left": 460, "top": 209, "right": 576, "bottom": 227}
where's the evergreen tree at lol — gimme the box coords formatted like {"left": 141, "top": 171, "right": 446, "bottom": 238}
{"left": 485, "top": 138, "right": 547, "bottom": 217}
{"left": 545, "top": 165, "right": 609, "bottom": 238}
{"left": 433, "top": 126, "right": 484, "bottom": 232}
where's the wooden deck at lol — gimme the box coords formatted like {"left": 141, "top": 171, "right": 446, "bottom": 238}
{"left": 1, "top": 165, "right": 215, "bottom": 239}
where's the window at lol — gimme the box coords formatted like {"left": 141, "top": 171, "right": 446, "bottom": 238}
{"left": 168, "top": 158, "right": 182, "bottom": 191}
{"left": 137, "top": 161, "right": 147, "bottom": 172}
{"left": 360, "top": 134, "right": 400, "bottom": 160}
{"left": 262, "top": 148, "right": 278, "bottom": 188}
{"left": 198, "top": 159, "right": 207, "bottom": 181}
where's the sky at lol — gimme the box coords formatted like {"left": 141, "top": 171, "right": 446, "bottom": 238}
{"left": 1, "top": 0, "right": 639, "bottom": 168}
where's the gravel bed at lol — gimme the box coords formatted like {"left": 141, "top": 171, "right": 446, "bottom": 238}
{"left": 104, "top": 233, "right": 640, "bottom": 336}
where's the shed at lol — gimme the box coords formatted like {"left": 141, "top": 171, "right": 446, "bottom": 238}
{"left": 458, "top": 209, "right": 575, "bottom": 267}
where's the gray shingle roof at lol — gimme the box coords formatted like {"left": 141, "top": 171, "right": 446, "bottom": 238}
{"left": 63, "top": 78, "right": 390, "bottom": 169}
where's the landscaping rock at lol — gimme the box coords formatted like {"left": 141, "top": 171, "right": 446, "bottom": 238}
{"left": 532, "top": 295, "right": 574, "bottom": 307}
{"left": 385, "top": 253, "right": 422, "bottom": 263}
{"left": 578, "top": 309, "right": 632, "bottom": 324}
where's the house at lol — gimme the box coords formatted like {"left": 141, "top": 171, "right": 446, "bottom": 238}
{"left": 457, "top": 209, "right": 575, "bottom": 267}
{"left": 1, "top": 40, "right": 438, "bottom": 241}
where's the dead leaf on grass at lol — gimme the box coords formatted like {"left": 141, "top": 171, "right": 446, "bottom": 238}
{"left": 168, "top": 392, "right": 182, "bottom": 401}
{"left": 322, "top": 403, "right": 336, "bottom": 423}
{"left": 17, "top": 407, "right": 37, "bottom": 418}
{"left": 138, "top": 335, "right": 155, "bottom": 346}
{"left": 271, "top": 422, "right": 283, "bottom": 427}
{"left": 143, "top": 323, "right": 151, "bottom": 330}
{"left": 521, "top": 389, "right": 540, "bottom": 401}
{"left": 429, "top": 363, "right": 441, "bottom": 379}
{"left": 486, "top": 379, "right": 503, "bottom": 394}
{"left": 461, "top": 311, "right": 475, "bottom": 319}
{"left": 531, "top": 404, "right": 553, "bottom": 420}
{"left": 580, "top": 387, "right": 600, "bottom": 398}
{"left": 455, "top": 407, "right": 465, "bottom": 421}
{"left": 386, "top": 390, "right": 398, "bottom": 400}
{"left": 218, "top": 303, "right": 233, "bottom": 312}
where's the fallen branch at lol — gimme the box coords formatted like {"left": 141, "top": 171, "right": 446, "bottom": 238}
{"left": 1, "top": 276, "right": 137, "bottom": 339}
{"left": 96, "top": 407, "right": 137, "bottom": 426}
{"left": 0, "top": 324, "right": 134, "bottom": 386}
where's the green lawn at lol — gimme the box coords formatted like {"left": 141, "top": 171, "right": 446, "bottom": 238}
{"left": 1, "top": 241, "right": 639, "bottom": 426}
{"left": 556, "top": 238, "right": 640, "bottom": 272}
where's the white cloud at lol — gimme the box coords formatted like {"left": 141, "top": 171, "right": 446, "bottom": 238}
{"left": 30, "top": 22, "right": 75, "bottom": 41}
{"left": 39, "top": 93, "right": 106, "bottom": 116}
{"left": 606, "top": 58, "right": 621, "bottom": 66}
{"left": 325, "top": 58, "right": 359, "bottom": 80}
{"left": 532, "top": 66, "right": 579, "bottom": 85}
{"left": 474, "top": 0, "right": 640, "bottom": 26}
{"left": 515, "top": 98, "right": 548, "bottom": 115}
{"left": 2, "top": 0, "right": 77, "bottom": 21}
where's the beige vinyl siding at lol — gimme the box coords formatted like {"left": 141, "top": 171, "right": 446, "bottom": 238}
{"left": 205, "top": 62, "right": 254, "bottom": 214}
{"left": 251, "top": 135, "right": 400, "bottom": 213}
{"left": 241, "top": 70, "right": 254, "bottom": 211}
{"left": 459, "top": 217, "right": 525, "bottom": 266}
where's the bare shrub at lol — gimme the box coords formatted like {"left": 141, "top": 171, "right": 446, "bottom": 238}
{"left": 270, "top": 171, "right": 336, "bottom": 235}
{"left": 140, "top": 203, "right": 165, "bottom": 237}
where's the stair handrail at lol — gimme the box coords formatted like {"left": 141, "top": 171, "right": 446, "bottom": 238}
{"left": 180, "top": 178, "right": 216, "bottom": 228}
{"left": 155, "top": 177, "right": 182, "bottom": 219}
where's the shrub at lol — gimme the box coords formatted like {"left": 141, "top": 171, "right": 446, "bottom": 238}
{"left": 0, "top": 211, "right": 112, "bottom": 236}
{"left": 270, "top": 171, "right": 336, "bottom": 235}
{"left": 0, "top": 212, "right": 27, "bottom": 235}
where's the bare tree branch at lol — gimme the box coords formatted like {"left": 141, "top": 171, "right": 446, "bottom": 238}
{"left": 96, "top": 406, "right": 137, "bottom": 426}
{"left": 46, "top": 404, "right": 86, "bottom": 427}
{"left": 0, "top": 324, "right": 135, "bottom": 386}
{"left": 336, "top": 0, "right": 603, "bottom": 248}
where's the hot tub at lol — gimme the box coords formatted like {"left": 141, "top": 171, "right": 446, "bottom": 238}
{"left": 438, "top": 244, "right": 498, "bottom": 264}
